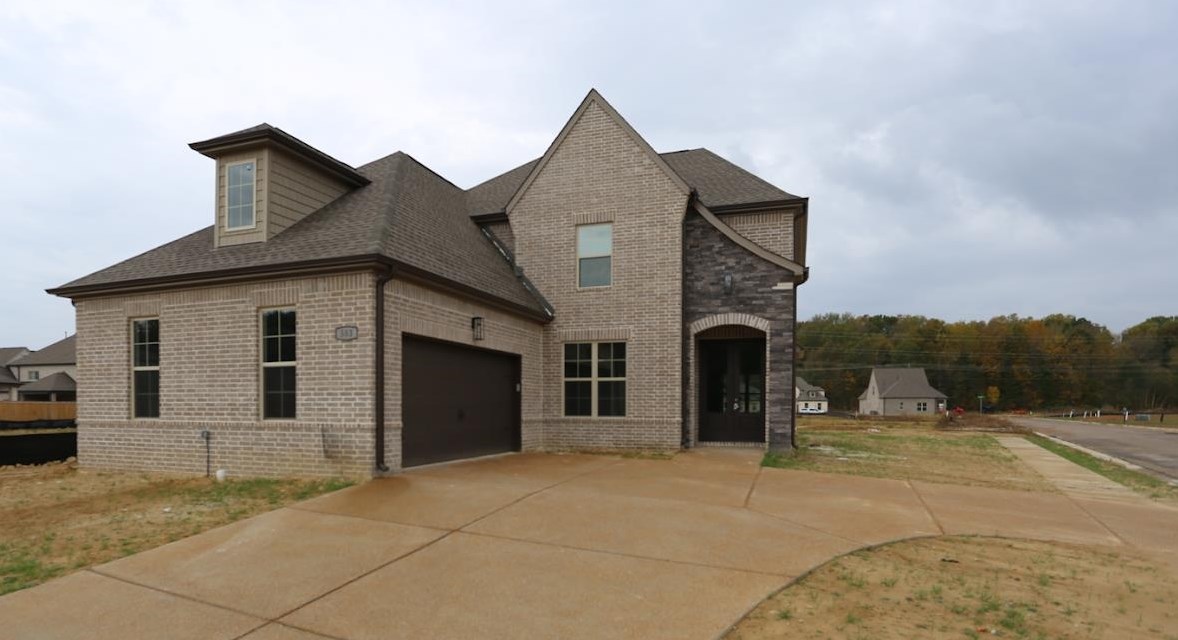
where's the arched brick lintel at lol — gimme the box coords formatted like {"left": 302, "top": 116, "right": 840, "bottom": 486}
{"left": 687, "top": 313, "right": 771, "bottom": 336}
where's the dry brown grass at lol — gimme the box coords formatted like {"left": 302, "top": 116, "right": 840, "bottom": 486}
{"left": 773, "top": 417, "right": 1053, "bottom": 492}
{"left": 727, "top": 536, "right": 1178, "bottom": 640}
{"left": 0, "top": 461, "right": 352, "bottom": 595}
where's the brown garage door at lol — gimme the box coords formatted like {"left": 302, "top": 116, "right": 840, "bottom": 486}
{"left": 402, "top": 336, "right": 520, "bottom": 468}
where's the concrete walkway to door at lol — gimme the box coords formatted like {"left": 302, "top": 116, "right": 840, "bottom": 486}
{"left": 2, "top": 448, "right": 1177, "bottom": 639}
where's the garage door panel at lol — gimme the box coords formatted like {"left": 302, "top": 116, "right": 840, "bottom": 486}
{"left": 402, "top": 337, "right": 519, "bottom": 468}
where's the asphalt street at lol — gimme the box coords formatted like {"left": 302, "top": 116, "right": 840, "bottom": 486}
{"left": 1010, "top": 416, "right": 1178, "bottom": 482}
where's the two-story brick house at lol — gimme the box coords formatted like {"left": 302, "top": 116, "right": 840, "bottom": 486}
{"left": 49, "top": 90, "right": 809, "bottom": 477}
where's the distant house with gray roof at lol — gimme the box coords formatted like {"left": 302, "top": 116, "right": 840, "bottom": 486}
{"left": 795, "top": 376, "right": 828, "bottom": 414}
{"left": 5, "top": 335, "right": 77, "bottom": 401}
{"left": 0, "top": 346, "right": 31, "bottom": 400}
{"left": 858, "top": 367, "right": 946, "bottom": 416}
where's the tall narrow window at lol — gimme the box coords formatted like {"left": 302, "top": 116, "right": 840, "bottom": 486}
{"left": 563, "top": 343, "right": 592, "bottom": 417}
{"left": 132, "top": 319, "right": 160, "bottom": 418}
{"left": 227, "top": 161, "right": 256, "bottom": 229}
{"left": 577, "top": 223, "right": 612, "bottom": 287}
{"left": 563, "top": 342, "right": 626, "bottom": 417}
{"left": 262, "top": 309, "right": 296, "bottom": 419}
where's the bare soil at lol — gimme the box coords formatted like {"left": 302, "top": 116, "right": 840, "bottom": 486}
{"left": 727, "top": 536, "right": 1178, "bottom": 640}
{"left": 0, "top": 460, "right": 352, "bottom": 595}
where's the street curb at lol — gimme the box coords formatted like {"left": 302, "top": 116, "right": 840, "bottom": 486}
{"left": 1032, "top": 431, "right": 1178, "bottom": 486}
{"left": 1035, "top": 417, "right": 1178, "bottom": 434}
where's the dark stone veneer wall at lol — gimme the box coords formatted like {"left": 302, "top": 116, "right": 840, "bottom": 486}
{"left": 682, "top": 210, "right": 797, "bottom": 451}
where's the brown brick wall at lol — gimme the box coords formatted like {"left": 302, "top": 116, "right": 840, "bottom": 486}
{"left": 510, "top": 99, "right": 689, "bottom": 450}
{"left": 382, "top": 279, "right": 545, "bottom": 471}
{"left": 74, "top": 272, "right": 377, "bottom": 478}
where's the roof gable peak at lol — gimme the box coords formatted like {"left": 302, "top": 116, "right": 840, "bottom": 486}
{"left": 504, "top": 89, "right": 690, "bottom": 214}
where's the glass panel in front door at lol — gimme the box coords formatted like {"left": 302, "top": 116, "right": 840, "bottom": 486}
{"left": 737, "top": 342, "right": 764, "bottom": 414}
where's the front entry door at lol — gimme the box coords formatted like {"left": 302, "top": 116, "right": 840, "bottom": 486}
{"left": 699, "top": 338, "right": 766, "bottom": 442}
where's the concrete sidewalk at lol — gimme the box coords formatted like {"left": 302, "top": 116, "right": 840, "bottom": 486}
{"left": 2, "top": 448, "right": 1176, "bottom": 639}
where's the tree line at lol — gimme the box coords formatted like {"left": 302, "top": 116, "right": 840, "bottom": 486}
{"left": 797, "top": 314, "right": 1178, "bottom": 411}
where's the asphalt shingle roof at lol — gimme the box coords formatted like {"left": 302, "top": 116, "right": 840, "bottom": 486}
{"left": 53, "top": 155, "right": 546, "bottom": 316}
{"left": 15, "top": 335, "right": 75, "bottom": 366}
{"left": 0, "top": 347, "right": 28, "bottom": 367}
{"left": 871, "top": 368, "right": 947, "bottom": 399}
{"left": 0, "top": 367, "right": 18, "bottom": 386}
{"left": 53, "top": 132, "right": 800, "bottom": 317}
{"left": 795, "top": 376, "right": 823, "bottom": 393}
{"left": 465, "top": 149, "right": 802, "bottom": 215}
{"left": 19, "top": 371, "right": 75, "bottom": 393}
{"left": 660, "top": 149, "right": 802, "bottom": 208}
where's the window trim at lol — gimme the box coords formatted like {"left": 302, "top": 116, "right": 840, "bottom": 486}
{"left": 576, "top": 223, "right": 613, "bottom": 289}
{"left": 130, "top": 317, "right": 160, "bottom": 419}
{"left": 260, "top": 307, "right": 297, "bottom": 420}
{"left": 563, "top": 341, "right": 626, "bottom": 417}
{"left": 225, "top": 159, "right": 258, "bottom": 231}
{"left": 27, "top": 370, "right": 39, "bottom": 381}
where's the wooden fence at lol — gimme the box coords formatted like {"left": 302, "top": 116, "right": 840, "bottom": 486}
{"left": 0, "top": 402, "right": 77, "bottom": 423}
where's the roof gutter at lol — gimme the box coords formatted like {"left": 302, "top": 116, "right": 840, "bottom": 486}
{"left": 374, "top": 265, "right": 394, "bottom": 474}
{"left": 47, "top": 255, "right": 391, "bottom": 299}
{"left": 48, "top": 254, "right": 552, "bottom": 324}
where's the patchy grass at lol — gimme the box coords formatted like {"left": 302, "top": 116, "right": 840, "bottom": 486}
{"left": 0, "top": 462, "right": 353, "bottom": 595}
{"left": 725, "top": 536, "right": 1178, "bottom": 640}
{"left": 1025, "top": 434, "right": 1178, "bottom": 502}
{"left": 764, "top": 420, "right": 1053, "bottom": 492}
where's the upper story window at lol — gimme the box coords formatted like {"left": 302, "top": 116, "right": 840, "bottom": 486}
{"left": 227, "top": 161, "right": 256, "bottom": 230}
{"left": 131, "top": 318, "right": 160, "bottom": 418}
{"left": 577, "top": 223, "right": 612, "bottom": 288}
{"left": 27, "top": 370, "right": 40, "bottom": 381}
{"left": 261, "top": 309, "right": 296, "bottom": 419}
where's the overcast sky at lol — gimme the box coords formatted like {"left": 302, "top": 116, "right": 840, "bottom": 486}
{"left": 2, "top": 1, "right": 1175, "bottom": 348}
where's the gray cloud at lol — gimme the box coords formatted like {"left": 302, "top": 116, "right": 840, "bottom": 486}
{"left": 1, "top": 0, "right": 1175, "bottom": 348}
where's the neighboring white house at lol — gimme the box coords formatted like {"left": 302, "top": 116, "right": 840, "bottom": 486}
{"left": 858, "top": 367, "right": 947, "bottom": 416}
{"left": 795, "top": 376, "right": 828, "bottom": 414}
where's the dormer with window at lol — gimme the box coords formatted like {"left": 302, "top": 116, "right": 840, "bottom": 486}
{"left": 189, "top": 124, "right": 370, "bottom": 248}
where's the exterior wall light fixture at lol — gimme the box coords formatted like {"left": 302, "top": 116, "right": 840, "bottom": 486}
{"left": 472, "top": 316, "right": 485, "bottom": 341}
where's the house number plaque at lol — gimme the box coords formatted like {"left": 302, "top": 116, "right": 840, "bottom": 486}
{"left": 335, "top": 326, "right": 359, "bottom": 341}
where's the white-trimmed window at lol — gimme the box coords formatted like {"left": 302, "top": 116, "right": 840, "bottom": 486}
{"left": 917, "top": 401, "right": 928, "bottom": 412}
{"left": 131, "top": 318, "right": 160, "bottom": 418}
{"left": 261, "top": 309, "right": 296, "bottom": 419}
{"left": 227, "top": 161, "right": 256, "bottom": 230}
{"left": 27, "top": 370, "right": 39, "bottom": 381}
{"left": 577, "top": 223, "right": 612, "bottom": 288}
{"left": 563, "top": 342, "right": 625, "bottom": 417}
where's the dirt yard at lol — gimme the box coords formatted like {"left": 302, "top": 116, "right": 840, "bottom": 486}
{"left": 765, "top": 417, "right": 1054, "bottom": 492}
{"left": 0, "top": 461, "right": 352, "bottom": 595}
{"left": 727, "top": 536, "right": 1178, "bottom": 640}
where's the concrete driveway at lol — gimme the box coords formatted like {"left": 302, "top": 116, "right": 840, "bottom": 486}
{"left": 3, "top": 448, "right": 1176, "bottom": 640}
{"left": 1011, "top": 416, "right": 1178, "bottom": 481}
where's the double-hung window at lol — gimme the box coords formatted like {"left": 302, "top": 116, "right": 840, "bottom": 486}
{"left": 916, "top": 401, "right": 928, "bottom": 412}
{"left": 563, "top": 342, "right": 626, "bottom": 417}
{"left": 261, "top": 309, "right": 296, "bottom": 419}
{"left": 577, "top": 223, "right": 612, "bottom": 287}
{"left": 227, "top": 161, "right": 256, "bottom": 230}
{"left": 131, "top": 319, "right": 160, "bottom": 418}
